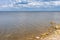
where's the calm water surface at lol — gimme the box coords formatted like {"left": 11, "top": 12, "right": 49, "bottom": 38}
{"left": 0, "top": 12, "right": 60, "bottom": 40}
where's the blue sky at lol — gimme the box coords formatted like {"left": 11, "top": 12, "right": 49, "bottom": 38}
{"left": 0, "top": 0, "right": 60, "bottom": 11}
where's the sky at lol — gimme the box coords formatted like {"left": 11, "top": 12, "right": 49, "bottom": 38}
{"left": 0, "top": 0, "right": 60, "bottom": 11}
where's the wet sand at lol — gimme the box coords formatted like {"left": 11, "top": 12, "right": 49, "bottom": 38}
{"left": 0, "top": 12, "right": 60, "bottom": 40}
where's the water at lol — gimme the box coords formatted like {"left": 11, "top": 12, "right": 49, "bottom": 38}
{"left": 0, "top": 12, "right": 60, "bottom": 40}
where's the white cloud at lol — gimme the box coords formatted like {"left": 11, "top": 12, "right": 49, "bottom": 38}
{"left": 0, "top": 1, "right": 60, "bottom": 8}
{"left": 25, "top": 1, "right": 60, "bottom": 8}
{"left": 50, "top": 1, "right": 60, "bottom": 6}
{"left": 0, "top": 4, "right": 14, "bottom": 8}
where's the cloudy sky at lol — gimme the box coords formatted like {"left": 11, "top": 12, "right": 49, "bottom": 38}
{"left": 0, "top": 0, "right": 60, "bottom": 11}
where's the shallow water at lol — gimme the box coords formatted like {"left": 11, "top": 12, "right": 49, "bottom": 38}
{"left": 0, "top": 12, "right": 60, "bottom": 40}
